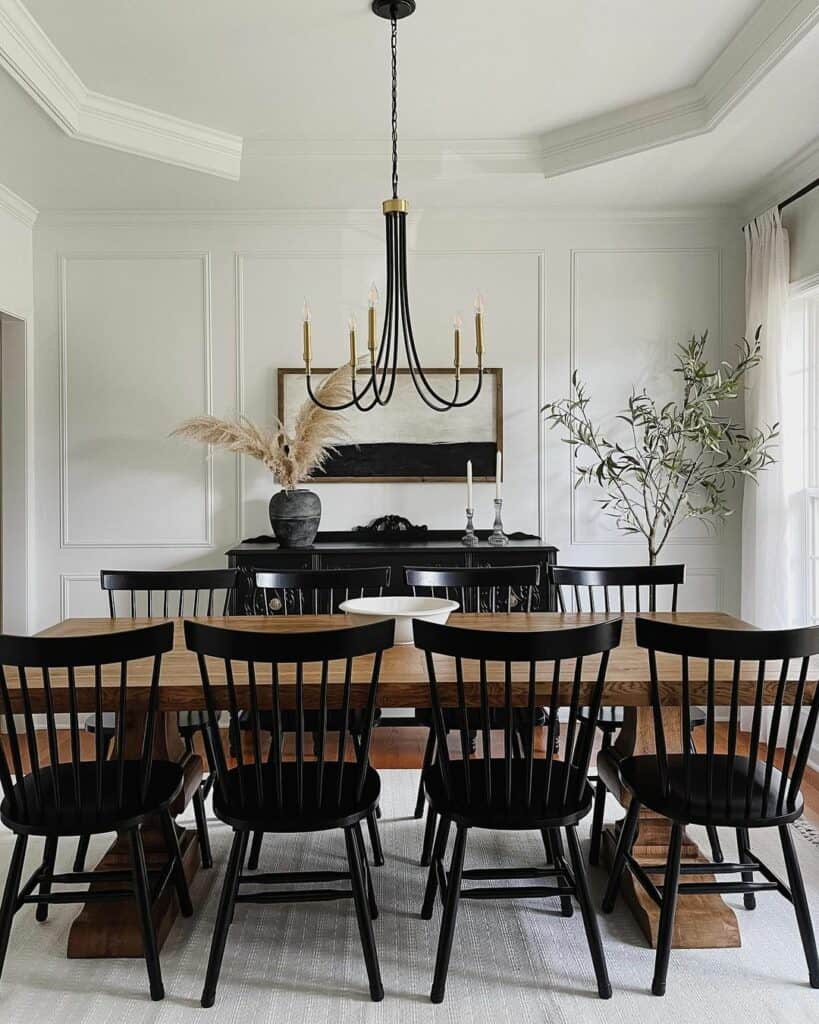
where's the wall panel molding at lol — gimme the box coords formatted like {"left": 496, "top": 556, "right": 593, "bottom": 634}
{"left": 567, "top": 247, "right": 724, "bottom": 548}
{"left": 58, "top": 251, "right": 214, "bottom": 549}
{"left": 59, "top": 572, "right": 100, "bottom": 619}
{"left": 234, "top": 249, "right": 545, "bottom": 540}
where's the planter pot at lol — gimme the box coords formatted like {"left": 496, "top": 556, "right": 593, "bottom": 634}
{"left": 268, "top": 488, "right": 321, "bottom": 548}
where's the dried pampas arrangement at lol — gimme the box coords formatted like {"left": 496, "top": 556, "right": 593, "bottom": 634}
{"left": 172, "top": 365, "right": 351, "bottom": 490}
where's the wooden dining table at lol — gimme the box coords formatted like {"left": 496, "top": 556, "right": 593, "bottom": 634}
{"left": 32, "top": 609, "right": 803, "bottom": 959}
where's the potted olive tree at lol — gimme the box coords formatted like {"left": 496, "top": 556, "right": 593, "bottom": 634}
{"left": 543, "top": 331, "right": 778, "bottom": 564}
{"left": 173, "top": 366, "right": 350, "bottom": 547}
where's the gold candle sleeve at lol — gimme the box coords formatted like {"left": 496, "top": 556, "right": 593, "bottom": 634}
{"left": 302, "top": 320, "right": 312, "bottom": 367}
{"left": 475, "top": 311, "right": 484, "bottom": 361}
{"left": 368, "top": 306, "right": 377, "bottom": 361}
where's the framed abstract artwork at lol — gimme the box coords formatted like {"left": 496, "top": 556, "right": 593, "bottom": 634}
{"left": 277, "top": 367, "right": 503, "bottom": 483}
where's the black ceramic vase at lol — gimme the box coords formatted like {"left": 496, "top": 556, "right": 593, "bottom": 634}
{"left": 268, "top": 488, "right": 321, "bottom": 547}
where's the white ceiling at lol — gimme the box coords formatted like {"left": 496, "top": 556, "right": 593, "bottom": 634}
{"left": 21, "top": 0, "right": 761, "bottom": 139}
{"left": 1, "top": 0, "right": 818, "bottom": 213}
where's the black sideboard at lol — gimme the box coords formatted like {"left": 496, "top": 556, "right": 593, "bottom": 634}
{"left": 226, "top": 532, "right": 559, "bottom": 614}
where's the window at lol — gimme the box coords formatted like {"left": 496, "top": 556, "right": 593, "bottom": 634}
{"left": 794, "top": 288, "right": 819, "bottom": 621}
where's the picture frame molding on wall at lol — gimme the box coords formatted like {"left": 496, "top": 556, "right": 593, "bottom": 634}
{"left": 277, "top": 366, "right": 503, "bottom": 483}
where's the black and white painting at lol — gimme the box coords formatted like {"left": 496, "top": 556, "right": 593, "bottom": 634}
{"left": 278, "top": 367, "right": 502, "bottom": 482}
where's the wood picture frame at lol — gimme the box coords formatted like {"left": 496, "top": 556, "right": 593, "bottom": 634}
{"left": 277, "top": 366, "right": 503, "bottom": 483}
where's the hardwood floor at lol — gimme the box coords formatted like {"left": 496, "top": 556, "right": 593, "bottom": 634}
{"left": 4, "top": 722, "right": 819, "bottom": 823}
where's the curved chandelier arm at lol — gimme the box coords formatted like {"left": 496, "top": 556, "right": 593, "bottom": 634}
{"left": 302, "top": 5, "right": 486, "bottom": 416}
{"left": 395, "top": 215, "right": 484, "bottom": 411}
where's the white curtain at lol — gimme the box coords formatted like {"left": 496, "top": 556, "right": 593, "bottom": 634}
{"left": 741, "top": 207, "right": 798, "bottom": 629}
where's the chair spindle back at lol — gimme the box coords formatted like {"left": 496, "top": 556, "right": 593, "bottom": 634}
{"left": 184, "top": 619, "right": 395, "bottom": 814}
{"left": 412, "top": 618, "right": 622, "bottom": 814}
{"left": 254, "top": 567, "right": 391, "bottom": 616}
{"left": 404, "top": 565, "right": 540, "bottom": 614}
{"left": 549, "top": 564, "right": 684, "bottom": 614}
{"left": 636, "top": 617, "right": 819, "bottom": 820}
{"left": 101, "top": 569, "right": 240, "bottom": 618}
{"left": 0, "top": 622, "right": 174, "bottom": 820}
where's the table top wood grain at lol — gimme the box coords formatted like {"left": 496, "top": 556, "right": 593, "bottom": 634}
{"left": 15, "top": 611, "right": 813, "bottom": 713}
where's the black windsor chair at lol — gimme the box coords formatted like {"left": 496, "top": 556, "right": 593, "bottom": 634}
{"left": 0, "top": 622, "right": 192, "bottom": 1001}
{"left": 602, "top": 617, "right": 819, "bottom": 996}
{"left": 184, "top": 617, "right": 395, "bottom": 1007}
{"left": 413, "top": 615, "right": 623, "bottom": 1003}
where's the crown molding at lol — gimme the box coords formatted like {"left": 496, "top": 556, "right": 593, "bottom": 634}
{"left": 741, "top": 134, "right": 819, "bottom": 222}
{"left": 538, "top": 0, "right": 819, "bottom": 178}
{"left": 0, "top": 0, "right": 242, "bottom": 179}
{"left": 0, "top": 179, "right": 37, "bottom": 226}
{"left": 36, "top": 204, "right": 738, "bottom": 227}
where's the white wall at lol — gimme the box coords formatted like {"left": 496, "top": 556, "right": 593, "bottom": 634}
{"left": 0, "top": 194, "right": 35, "bottom": 632}
{"left": 783, "top": 188, "right": 819, "bottom": 286}
{"left": 31, "top": 209, "right": 744, "bottom": 630}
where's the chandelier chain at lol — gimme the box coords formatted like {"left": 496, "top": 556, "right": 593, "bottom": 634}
{"left": 391, "top": 16, "right": 398, "bottom": 199}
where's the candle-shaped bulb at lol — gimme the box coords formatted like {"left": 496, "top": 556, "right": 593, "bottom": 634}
{"left": 474, "top": 293, "right": 485, "bottom": 361}
{"left": 302, "top": 300, "right": 312, "bottom": 368}
{"left": 367, "top": 286, "right": 377, "bottom": 358}
{"left": 349, "top": 313, "right": 357, "bottom": 332}
{"left": 349, "top": 314, "right": 357, "bottom": 372}
{"left": 454, "top": 313, "right": 463, "bottom": 330}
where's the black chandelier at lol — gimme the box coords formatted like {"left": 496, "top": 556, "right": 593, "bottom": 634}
{"left": 302, "top": 0, "right": 485, "bottom": 413}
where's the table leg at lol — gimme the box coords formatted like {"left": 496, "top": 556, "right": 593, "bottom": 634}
{"left": 67, "top": 712, "right": 203, "bottom": 958}
{"left": 599, "top": 707, "right": 740, "bottom": 950}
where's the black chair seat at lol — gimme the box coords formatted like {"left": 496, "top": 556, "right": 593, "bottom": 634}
{"left": 0, "top": 760, "right": 185, "bottom": 836}
{"left": 213, "top": 763, "right": 381, "bottom": 833}
{"left": 618, "top": 753, "right": 804, "bottom": 828}
{"left": 423, "top": 759, "right": 594, "bottom": 829}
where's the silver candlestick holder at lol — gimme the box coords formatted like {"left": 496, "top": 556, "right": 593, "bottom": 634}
{"left": 461, "top": 507, "right": 479, "bottom": 546}
{"left": 487, "top": 497, "right": 509, "bottom": 545}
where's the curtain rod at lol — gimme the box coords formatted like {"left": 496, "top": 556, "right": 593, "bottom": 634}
{"left": 779, "top": 175, "right": 819, "bottom": 213}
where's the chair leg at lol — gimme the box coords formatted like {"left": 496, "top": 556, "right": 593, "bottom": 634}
{"left": 35, "top": 836, "right": 58, "bottom": 922}
{"left": 190, "top": 786, "right": 213, "bottom": 870}
{"left": 602, "top": 797, "right": 640, "bottom": 913}
{"left": 247, "top": 831, "right": 264, "bottom": 871}
{"left": 548, "top": 829, "right": 574, "bottom": 918}
{"left": 565, "top": 826, "right": 612, "bottom": 998}
{"left": 365, "top": 812, "right": 385, "bottom": 867}
{"left": 430, "top": 825, "right": 468, "bottom": 1004}
{"left": 588, "top": 731, "right": 611, "bottom": 867}
{"left": 420, "top": 806, "right": 438, "bottom": 867}
{"left": 353, "top": 823, "right": 379, "bottom": 920}
{"left": 415, "top": 729, "right": 435, "bottom": 818}
{"left": 652, "top": 821, "right": 683, "bottom": 997}
{"left": 0, "top": 834, "right": 27, "bottom": 980}
{"left": 345, "top": 827, "right": 384, "bottom": 1002}
{"left": 127, "top": 827, "right": 164, "bottom": 1001}
{"left": 73, "top": 835, "right": 91, "bottom": 874}
{"left": 589, "top": 779, "right": 608, "bottom": 867}
{"left": 160, "top": 811, "right": 194, "bottom": 917}
{"left": 779, "top": 824, "right": 819, "bottom": 988}
{"left": 421, "top": 816, "right": 451, "bottom": 919}
{"left": 736, "top": 827, "right": 756, "bottom": 910}
{"left": 706, "top": 826, "right": 724, "bottom": 865}
{"left": 201, "top": 830, "right": 249, "bottom": 1008}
